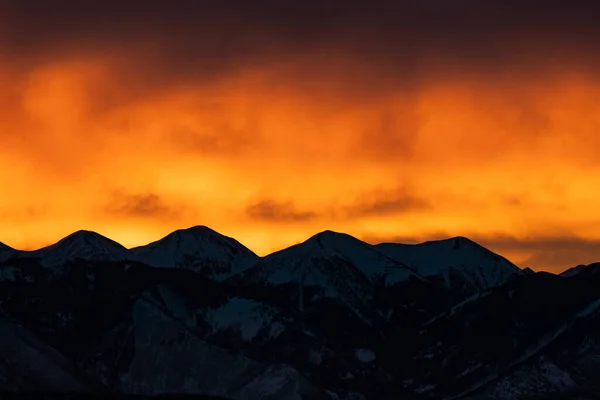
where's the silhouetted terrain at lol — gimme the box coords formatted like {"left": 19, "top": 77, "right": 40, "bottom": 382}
{"left": 0, "top": 395, "right": 227, "bottom": 400}
{"left": 0, "top": 227, "right": 599, "bottom": 399}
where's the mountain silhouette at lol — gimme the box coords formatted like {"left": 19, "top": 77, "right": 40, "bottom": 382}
{"left": 376, "top": 236, "right": 524, "bottom": 294}
{"left": 0, "top": 241, "right": 15, "bottom": 262}
{"left": 128, "top": 225, "right": 258, "bottom": 280}
{"left": 25, "top": 230, "right": 130, "bottom": 268}
{"left": 0, "top": 227, "right": 598, "bottom": 399}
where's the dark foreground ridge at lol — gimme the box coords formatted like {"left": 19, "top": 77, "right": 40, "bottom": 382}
{"left": 0, "top": 227, "right": 599, "bottom": 400}
{"left": 0, "top": 394, "right": 228, "bottom": 400}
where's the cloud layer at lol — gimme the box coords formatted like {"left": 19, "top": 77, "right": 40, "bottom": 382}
{"left": 1, "top": 1, "right": 600, "bottom": 272}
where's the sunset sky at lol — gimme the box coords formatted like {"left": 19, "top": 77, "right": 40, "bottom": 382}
{"left": 1, "top": 1, "right": 600, "bottom": 272}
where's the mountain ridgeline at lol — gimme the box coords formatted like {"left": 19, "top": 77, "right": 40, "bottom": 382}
{"left": 0, "top": 227, "right": 599, "bottom": 400}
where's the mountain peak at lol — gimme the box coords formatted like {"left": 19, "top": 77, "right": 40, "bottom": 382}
{"left": 50, "top": 230, "right": 127, "bottom": 250}
{"left": 560, "top": 263, "right": 600, "bottom": 278}
{"left": 172, "top": 225, "right": 219, "bottom": 237}
{"left": 523, "top": 267, "right": 535, "bottom": 275}
{"left": 376, "top": 236, "right": 523, "bottom": 292}
{"left": 71, "top": 229, "right": 99, "bottom": 235}
{"left": 30, "top": 230, "right": 128, "bottom": 267}
{"left": 314, "top": 229, "right": 343, "bottom": 237}
{"left": 164, "top": 225, "right": 249, "bottom": 246}
{"left": 158, "top": 225, "right": 254, "bottom": 251}
{"left": 129, "top": 226, "right": 257, "bottom": 279}
{"left": 421, "top": 236, "right": 481, "bottom": 250}
{"left": 252, "top": 229, "right": 421, "bottom": 288}
{"left": 63, "top": 229, "right": 119, "bottom": 240}
{"left": 305, "top": 230, "right": 358, "bottom": 249}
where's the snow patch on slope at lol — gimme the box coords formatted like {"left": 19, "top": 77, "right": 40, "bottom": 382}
{"left": 424, "top": 291, "right": 492, "bottom": 327}
{"left": 204, "top": 297, "right": 285, "bottom": 341}
{"left": 473, "top": 359, "right": 576, "bottom": 400}
{"left": 355, "top": 348, "right": 376, "bottom": 363}
{"left": 0, "top": 265, "right": 19, "bottom": 281}
{"left": 234, "top": 364, "right": 303, "bottom": 400}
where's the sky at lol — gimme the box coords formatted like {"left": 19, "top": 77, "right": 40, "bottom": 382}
{"left": 1, "top": 1, "right": 600, "bottom": 273}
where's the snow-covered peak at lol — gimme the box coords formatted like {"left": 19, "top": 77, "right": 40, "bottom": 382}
{"left": 234, "top": 244, "right": 374, "bottom": 315}
{"left": 129, "top": 225, "right": 258, "bottom": 279}
{"left": 170, "top": 225, "right": 223, "bottom": 238}
{"left": 242, "top": 230, "right": 421, "bottom": 290}
{"left": 305, "top": 230, "right": 372, "bottom": 252}
{"left": 376, "top": 236, "right": 523, "bottom": 291}
{"left": 47, "top": 230, "right": 126, "bottom": 251}
{"left": 28, "top": 230, "right": 129, "bottom": 267}
{"left": 304, "top": 230, "right": 422, "bottom": 283}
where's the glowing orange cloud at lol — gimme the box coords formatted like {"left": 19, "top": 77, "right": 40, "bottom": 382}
{"left": 1, "top": 50, "right": 600, "bottom": 273}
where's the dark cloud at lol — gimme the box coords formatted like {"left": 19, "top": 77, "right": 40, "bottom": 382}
{"left": 346, "top": 187, "right": 431, "bottom": 217}
{"left": 171, "top": 121, "right": 261, "bottom": 157}
{"left": 474, "top": 234, "right": 600, "bottom": 273}
{"left": 105, "top": 192, "right": 182, "bottom": 220}
{"left": 363, "top": 232, "right": 600, "bottom": 273}
{"left": 2, "top": 0, "right": 600, "bottom": 96}
{"left": 501, "top": 195, "right": 525, "bottom": 207}
{"left": 247, "top": 189, "right": 431, "bottom": 222}
{"left": 246, "top": 200, "right": 317, "bottom": 222}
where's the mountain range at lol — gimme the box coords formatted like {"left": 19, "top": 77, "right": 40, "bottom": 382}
{"left": 0, "top": 226, "right": 598, "bottom": 400}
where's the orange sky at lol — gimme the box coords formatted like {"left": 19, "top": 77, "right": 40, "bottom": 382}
{"left": 1, "top": 2, "right": 600, "bottom": 273}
